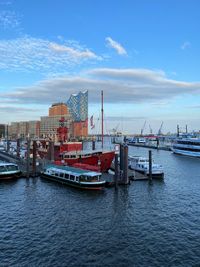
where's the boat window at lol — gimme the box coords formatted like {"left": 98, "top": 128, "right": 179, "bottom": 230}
{"left": 65, "top": 173, "right": 69, "bottom": 179}
{"left": 70, "top": 175, "right": 75, "bottom": 181}
{"left": 60, "top": 172, "right": 64, "bottom": 178}
{"left": 0, "top": 166, "right": 7, "bottom": 172}
{"left": 54, "top": 173, "right": 59, "bottom": 176}
{"left": 6, "top": 165, "right": 18, "bottom": 171}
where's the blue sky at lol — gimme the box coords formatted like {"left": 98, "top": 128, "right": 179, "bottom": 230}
{"left": 0, "top": 0, "right": 200, "bottom": 134}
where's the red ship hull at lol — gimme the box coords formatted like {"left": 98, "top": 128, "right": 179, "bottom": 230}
{"left": 56, "top": 150, "right": 115, "bottom": 173}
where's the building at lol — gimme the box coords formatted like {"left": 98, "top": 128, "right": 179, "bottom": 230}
{"left": 28, "top": 121, "right": 40, "bottom": 138}
{"left": 67, "top": 90, "right": 88, "bottom": 122}
{"left": 0, "top": 124, "right": 6, "bottom": 138}
{"left": 49, "top": 103, "right": 69, "bottom": 116}
{"left": 67, "top": 90, "right": 88, "bottom": 137}
{"left": 40, "top": 114, "right": 72, "bottom": 141}
{"left": 9, "top": 121, "right": 40, "bottom": 139}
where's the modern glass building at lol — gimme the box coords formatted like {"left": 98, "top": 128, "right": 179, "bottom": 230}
{"left": 67, "top": 90, "right": 88, "bottom": 122}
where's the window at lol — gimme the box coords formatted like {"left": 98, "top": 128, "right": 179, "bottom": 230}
{"left": 70, "top": 175, "right": 75, "bottom": 181}
{"left": 65, "top": 173, "right": 69, "bottom": 179}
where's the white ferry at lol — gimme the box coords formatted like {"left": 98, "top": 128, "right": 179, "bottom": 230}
{"left": 0, "top": 162, "right": 21, "bottom": 180}
{"left": 128, "top": 156, "right": 164, "bottom": 178}
{"left": 41, "top": 165, "right": 106, "bottom": 190}
{"left": 172, "top": 137, "right": 200, "bottom": 157}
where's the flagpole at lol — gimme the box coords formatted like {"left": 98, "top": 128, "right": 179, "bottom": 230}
{"left": 101, "top": 90, "right": 103, "bottom": 150}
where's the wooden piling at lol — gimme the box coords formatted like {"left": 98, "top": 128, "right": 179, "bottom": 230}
{"left": 114, "top": 153, "right": 118, "bottom": 188}
{"left": 26, "top": 138, "right": 30, "bottom": 178}
{"left": 92, "top": 140, "right": 95, "bottom": 150}
{"left": 123, "top": 145, "right": 129, "bottom": 184}
{"left": 17, "top": 138, "right": 20, "bottom": 158}
{"left": 32, "top": 140, "right": 37, "bottom": 176}
{"left": 148, "top": 150, "right": 152, "bottom": 181}
{"left": 120, "top": 144, "right": 124, "bottom": 171}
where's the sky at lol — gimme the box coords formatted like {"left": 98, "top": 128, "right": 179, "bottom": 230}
{"left": 0, "top": 0, "right": 200, "bottom": 134}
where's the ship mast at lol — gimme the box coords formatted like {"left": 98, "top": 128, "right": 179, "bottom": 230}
{"left": 101, "top": 90, "right": 104, "bottom": 149}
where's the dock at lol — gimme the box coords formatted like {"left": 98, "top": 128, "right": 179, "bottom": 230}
{"left": 127, "top": 143, "right": 172, "bottom": 151}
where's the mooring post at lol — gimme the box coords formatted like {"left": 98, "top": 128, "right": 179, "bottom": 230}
{"left": 49, "top": 141, "right": 54, "bottom": 162}
{"left": 17, "top": 138, "right": 20, "bottom": 158}
{"left": 32, "top": 140, "right": 37, "bottom": 176}
{"left": 114, "top": 153, "right": 118, "bottom": 188}
{"left": 26, "top": 138, "right": 31, "bottom": 178}
{"left": 149, "top": 150, "right": 152, "bottom": 181}
{"left": 92, "top": 140, "right": 95, "bottom": 150}
{"left": 123, "top": 145, "right": 129, "bottom": 184}
{"left": 120, "top": 144, "right": 124, "bottom": 171}
{"left": 156, "top": 137, "right": 159, "bottom": 149}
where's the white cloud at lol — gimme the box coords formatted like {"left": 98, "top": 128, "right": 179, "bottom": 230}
{"left": 0, "top": 10, "right": 21, "bottom": 30}
{"left": 105, "top": 37, "right": 127, "bottom": 55}
{"left": 181, "top": 41, "right": 191, "bottom": 50}
{"left": 1, "top": 68, "right": 200, "bottom": 105}
{"left": 0, "top": 37, "right": 102, "bottom": 73}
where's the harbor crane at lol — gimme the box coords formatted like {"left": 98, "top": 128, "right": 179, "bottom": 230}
{"left": 149, "top": 124, "right": 153, "bottom": 134}
{"left": 141, "top": 120, "right": 146, "bottom": 136}
{"left": 158, "top": 121, "right": 163, "bottom": 135}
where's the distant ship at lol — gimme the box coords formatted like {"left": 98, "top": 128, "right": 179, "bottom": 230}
{"left": 172, "top": 137, "right": 200, "bottom": 157}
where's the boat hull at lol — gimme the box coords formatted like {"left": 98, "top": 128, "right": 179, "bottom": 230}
{"left": 0, "top": 171, "right": 21, "bottom": 180}
{"left": 172, "top": 148, "right": 200, "bottom": 157}
{"left": 63, "top": 151, "right": 115, "bottom": 173}
{"left": 129, "top": 167, "right": 164, "bottom": 179}
{"left": 41, "top": 173, "right": 105, "bottom": 190}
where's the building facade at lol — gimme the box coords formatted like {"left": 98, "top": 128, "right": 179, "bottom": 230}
{"left": 0, "top": 124, "right": 6, "bottom": 138}
{"left": 67, "top": 90, "right": 88, "bottom": 137}
{"left": 49, "top": 103, "right": 69, "bottom": 116}
{"left": 67, "top": 90, "right": 88, "bottom": 122}
{"left": 40, "top": 114, "right": 72, "bottom": 141}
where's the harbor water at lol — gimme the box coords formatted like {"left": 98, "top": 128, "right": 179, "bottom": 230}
{"left": 1, "top": 144, "right": 200, "bottom": 266}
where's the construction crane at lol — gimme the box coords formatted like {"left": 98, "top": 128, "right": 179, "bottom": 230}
{"left": 149, "top": 124, "right": 153, "bottom": 134}
{"left": 158, "top": 121, "right": 163, "bottom": 135}
{"left": 141, "top": 120, "right": 146, "bottom": 136}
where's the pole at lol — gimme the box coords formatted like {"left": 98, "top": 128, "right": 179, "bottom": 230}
{"left": 177, "top": 125, "right": 179, "bottom": 137}
{"left": 114, "top": 153, "right": 118, "bottom": 188}
{"left": 32, "top": 140, "right": 37, "bottom": 176}
{"left": 120, "top": 144, "right": 124, "bottom": 171}
{"left": 6, "top": 124, "right": 9, "bottom": 152}
{"left": 92, "top": 140, "right": 95, "bottom": 150}
{"left": 26, "top": 138, "right": 30, "bottom": 178}
{"left": 186, "top": 125, "right": 188, "bottom": 134}
{"left": 17, "top": 138, "right": 20, "bottom": 158}
{"left": 101, "top": 90, "right": 104, "bottom": 149}
{"left": 123, "top": 145, "right": 129, "bottom": 184}
{"left": 149, "top": 150, "right": 152, "bottom": 181}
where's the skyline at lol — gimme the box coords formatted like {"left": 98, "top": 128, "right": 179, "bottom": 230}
{"left": 0, "top": 0, "right": 200, "bottom": 134}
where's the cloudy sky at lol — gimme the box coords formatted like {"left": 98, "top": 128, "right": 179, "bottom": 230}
{"left": 0, "top": 0, "right": 199, "bottom": 134}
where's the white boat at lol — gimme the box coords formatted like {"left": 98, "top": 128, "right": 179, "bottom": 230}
{"left": 128, "top": 156, "right": 164, "bottom": 178}
{"left": 0, "top": 162, "right": 21, "bottom": 180}
{"left": 41, "top": 164, "right": 106, "bottom": 190}
{"left": 172, "top": 137, "right": 200, "bottom": 157}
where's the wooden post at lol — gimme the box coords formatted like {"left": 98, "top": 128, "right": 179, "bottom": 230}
{"left": 149, "top": 150, "right": 152, "bottom": 181}
{"left": 114, "top": 153, "right": 118, "bottom": 188}
{"left": 26, "top": 138, "right": 30, "bottom": 178}
{"left": 120, "top": 144, "right": 124, "bottom": 171}
{"left": 17, "top": 138, "right": 20, "bottom": 158}
{"left": 32, "top": 140, "right": 37, "bottom": 176}
{"left": 123, "top": 145, "right": 129, "bottom": 184}
{"left": 6, "top": 124, "right": 9, "bottom": 153}
{"left": 92, "top": 140, "right": 95, "bottom": 150}
{"left": 49, "top": 141, "right": 54, "bottom": 162}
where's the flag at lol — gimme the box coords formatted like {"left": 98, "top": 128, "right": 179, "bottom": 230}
{"left": 90, "top": 115, "right": 95, "bottom": 129}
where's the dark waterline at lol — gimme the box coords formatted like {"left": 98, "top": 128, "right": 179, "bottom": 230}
{"left": 1, "top": 146, "right": 200, "bottom": 266}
